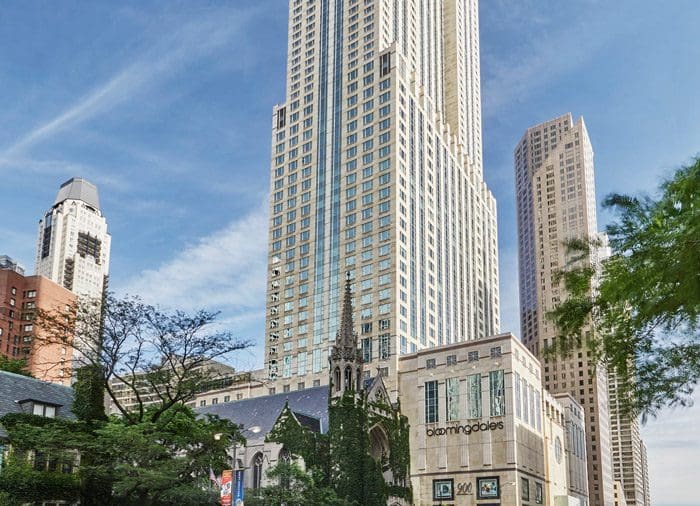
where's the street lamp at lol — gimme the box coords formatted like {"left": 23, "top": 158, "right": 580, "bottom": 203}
{"left": 215, "top": 425, "right": 262, "bottom": 485}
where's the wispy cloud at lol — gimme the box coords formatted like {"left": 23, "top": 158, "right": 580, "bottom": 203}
{"left": 0, "top": 4, "right": 259, "bottom": 162}
{"left": 119, "top": 203, "right": 269, "bottom": 313}
{"left": 642, "top": 394, "right": 700, "bottom": 504}
{"left": 481, "top": 5, "right": 611, "bottom": 117}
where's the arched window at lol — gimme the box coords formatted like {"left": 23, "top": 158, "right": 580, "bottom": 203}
{"left": 278, "top": 448, "right": 291, "bottom": 463}
{"left": 252, "top": 452, "right": 264, "bottom": 489}
{"left": 344, "top": 366, "right": 353, "bottom": 391}
{"left": 334, "top": 367, "right": 341, "bottom": 392}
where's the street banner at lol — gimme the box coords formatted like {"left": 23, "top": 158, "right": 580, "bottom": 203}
{"left": 220, "top": 469, "right": 232, "bottom": 506}
{"left": 234, "top": 469, "right": 245, "bottom": 505}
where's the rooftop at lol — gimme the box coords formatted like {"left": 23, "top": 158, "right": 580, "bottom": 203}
{"left": 197, "top": 386, "right": 328, "bottom": 443}
{"left": 54, "top": 177, "right": 100, "bottom": 211}
{"left": 0, "top": 371, "right": 75, "bottom": 438}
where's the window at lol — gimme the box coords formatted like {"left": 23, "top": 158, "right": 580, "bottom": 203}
{"left": 426, "top": 358, "right": 436, "bottom": 369}
{"left": 446, "top": 377, "right": 459, "bottom": 421}
{"left": 514, "top": 372, "right": 521, "bottom": 418}
{"left": 521, "top": 477, "right": 530, "bottom": 501}
{"left": 424, "top": 380, "right": 438, "bottom": 423}
{"left": 489, "top": 370, "right": 505, "bottom": 416}
{"left": 433, "top": 479, "right": 453, "bottom": 501}
{"left": 224, "top": 395, "right": 231, "bottom": 402}
{"left": 468, "top": 350, "right": 479, "bottom": 362}
{"left": 466, "top": 374, "right": 482, "bottom": 418}
{"left": 252, "top": 453, "right": 264, "bottom": 489}
{"left": 476, "top": 476, "right": 500, "bottom": 499}
{"left": 361, "top": 338, "right": 372, "bottom": 362}
{"left": 32, "top": 403, "right": 56, "bottom": 418}
{"left": 379, "top": 334, "right": 390, "bottom": 359}
{"left": 535, "top": 482, "right": 544, "bottom": 504}
{"left": 312, "top": 348, "right": 322, "bottom": 373}
{"left": 446, "top": 354, "right": 457, "bottom": 365}
{"left": 490, "top": 346, "right": 502, "bottom": 358}
{"left": 522, "top": 378, "right": 529, "bottom": 424}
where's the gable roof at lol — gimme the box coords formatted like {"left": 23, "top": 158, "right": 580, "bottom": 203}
{"left": 0, "top": 371, "right": 76, "bottom": 438}
{"left": 197, "top": 386, "right": 328, "bottom": 443}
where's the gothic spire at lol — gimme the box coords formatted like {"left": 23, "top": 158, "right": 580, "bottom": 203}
{"left": 337, "top": 272, "right": 357, "bottom": 349}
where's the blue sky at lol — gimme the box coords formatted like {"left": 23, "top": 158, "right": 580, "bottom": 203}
{"left": 1, "top": 1, "right": 698, "bottom": 503}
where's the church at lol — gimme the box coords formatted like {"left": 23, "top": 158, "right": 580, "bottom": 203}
{"left": 200, "top": 276, "right": 411, "bottom": 505}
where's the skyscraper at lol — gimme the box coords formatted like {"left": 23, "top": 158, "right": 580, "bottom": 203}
{"left": 608, "top": 371, "right": 652, "bottom": 506}
{"left": 514, "top": 113, "right": 614, "bottom": 505}
{"left": 36, "top": 177, "right": 111, "bottom": 303}
{"left": 264, "top": 0, "right": 499, "bottom": 394}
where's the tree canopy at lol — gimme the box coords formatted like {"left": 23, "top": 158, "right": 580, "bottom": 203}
{"left": 0, "top": 356, "right": 31, "bottom": 377}
{"left": 548, "top": 157, "right": 700, "bottom": 419}
{"left": 34, "top": 294, "right": 251, "bottom": 423}
{"left": 1, "top": 295, "right": 251, "bottom": 505}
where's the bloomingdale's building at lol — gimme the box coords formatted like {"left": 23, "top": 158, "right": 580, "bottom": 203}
{"left": 197, "top": 329, "right": 589, "bottom": 506}
{"left": 398, "top": 332, "right": 589, "bottom": 506}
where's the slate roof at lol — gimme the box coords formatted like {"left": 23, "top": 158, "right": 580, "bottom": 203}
{"left": 0, "top": 371, "right": 75, "bottom": 438}
{"left": 54, "top": 177, "right": 100, "bottom": 211}
{"left": 197, "top": 386, "right": 328, "bottom": 443}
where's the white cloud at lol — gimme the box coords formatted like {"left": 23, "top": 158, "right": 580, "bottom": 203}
{"left": 120, "top": 204, "right": 268, "bottom": 313}
{"left": 0, "top": 4, "right": 258, "bottom": 162}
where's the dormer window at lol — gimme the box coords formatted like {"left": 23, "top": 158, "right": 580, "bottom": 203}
{"left": 18, "top": 399, "right": 59, "bottom": 418}
{"left": 33, "top": 403, "right": 56, "bottom": 418}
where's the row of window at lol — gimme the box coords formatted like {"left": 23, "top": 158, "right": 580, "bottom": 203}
{"left": 424, "top": 370, "right": 505, "bottom": 424}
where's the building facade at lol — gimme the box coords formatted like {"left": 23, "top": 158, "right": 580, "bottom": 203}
{"left": 264, "top": 0, "right": 500, "bottom": 394}
{"left": 0, "top": 266, "right": 75, "bottom": 384}
{"left": 0, "top": 255, "right": 25, "bottom": 275}
{"left": 398, "top": 333, "right": 588, "bottom": 505}
{"left": 36, "top": 177, "right": 110, "bottom": 303}
{"left": 514, "top": 113, "right": 613, "bottom": 505}
{"left": 608, "top": 372, "right": 652, "bottom": 506}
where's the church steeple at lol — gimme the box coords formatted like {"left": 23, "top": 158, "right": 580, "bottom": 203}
{"left": 337, "top": 272, "right": 358, "bottom": 350}
{"left": 329, "top": 273, "right": 363, "bottom": 398}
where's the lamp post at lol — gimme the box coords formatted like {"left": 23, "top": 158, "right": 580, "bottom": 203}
{"left": 215, "top": 425, "right": 261, "bottom": 493}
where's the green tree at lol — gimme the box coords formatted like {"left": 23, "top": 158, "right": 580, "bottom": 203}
{"left": 0, "top": 405, "right": 239, "bottom": 505}
{"left": 1, "top": 295, "right": 252, "bottom": 504}
{"left": 34, "top": 294, "right": 251, "bottom": 424}
{"left": 245, "top": 461, "right": 350, "bottom": 506}
{"left": 548, "top": 158, "right": 700, "bottom": 419}
{"left": 0, "top": 356, "right": 31, "bottom": 377}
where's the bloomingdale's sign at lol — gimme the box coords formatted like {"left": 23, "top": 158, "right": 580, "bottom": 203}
{"left": 426, "top": 420, "right": 504, "bottom": 437}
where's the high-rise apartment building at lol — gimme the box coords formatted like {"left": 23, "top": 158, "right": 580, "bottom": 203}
{"left": 514, "top": 113, "right": 614, "bottom": 505}
{"left": 264, "top": 0, "right": 499, "bottom": 394}
{"left": 0, "top": 255, "right": 25, "bottom": 275}
{"left": 0, "top": 263, "right": 75, "bottom": 384}
{"left": 36, "top": 178, "right": 111, "bottom": 302}
{"left": 608, "top": 371, "right": 652, "bottom": 506}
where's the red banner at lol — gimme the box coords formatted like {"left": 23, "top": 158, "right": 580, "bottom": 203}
{"left": 220, "top": 469, "right": 233, "bottom": 506}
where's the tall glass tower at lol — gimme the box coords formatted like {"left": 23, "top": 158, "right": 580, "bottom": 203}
{"left": 265, "top": 0, "right": 499, "bottom": 395}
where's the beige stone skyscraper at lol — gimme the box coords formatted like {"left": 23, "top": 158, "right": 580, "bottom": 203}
{"left": 36, "top": 177, "right": 110, "bottom": 303}
{"left": 264, "top": 0, "right": 499, "bottom": 395}
{"left": 608, "top": 371, "right": 652, "bottom": 506}
{"left": 515, "top": 113, "right": 614, "bottom": 505}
